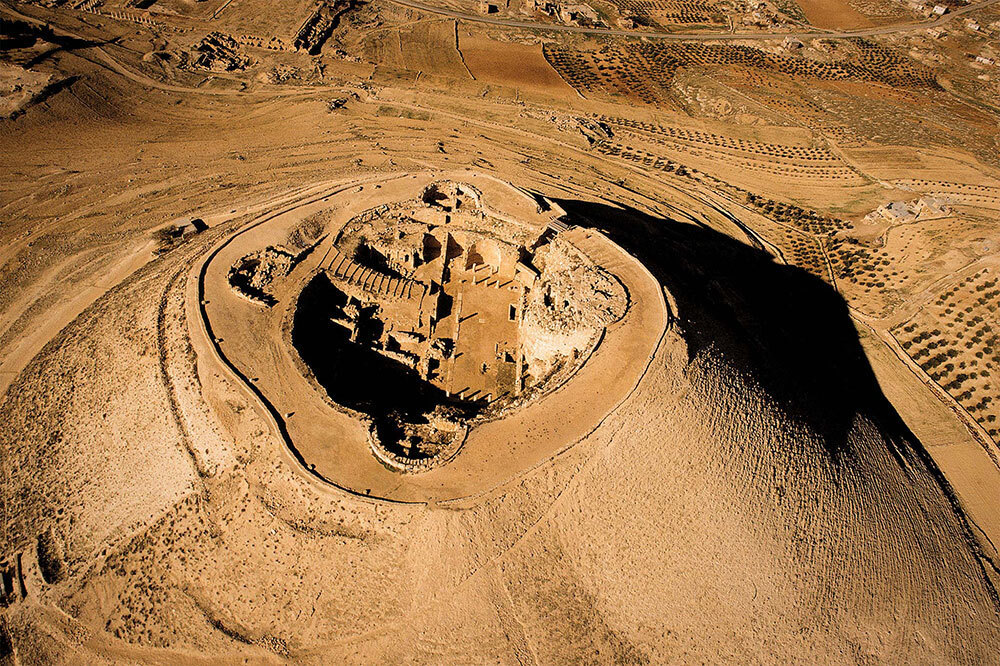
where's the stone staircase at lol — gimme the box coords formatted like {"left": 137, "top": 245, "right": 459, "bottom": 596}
{"left": 546, "top": 217, "right": 573, "bottom": 235}
{"left": 325, "top": 247, "right": 426, "bottom": 301}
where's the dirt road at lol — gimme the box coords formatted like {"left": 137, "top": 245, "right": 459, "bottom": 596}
{"left": 388, "top": 0, "right": 1000, "bottom": 41}
{"left": 0, "top": 239, "right": 154, "bottom": 397}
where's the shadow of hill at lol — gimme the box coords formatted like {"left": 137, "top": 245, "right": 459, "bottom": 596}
{"left": 0, "top": 18, "right": 115, "bottom": 68}
{"left": 554, "top": 198, "right": 922, "bottom": 470}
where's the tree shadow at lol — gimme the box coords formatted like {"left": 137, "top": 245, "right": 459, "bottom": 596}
{"left": 554, "top": 198, "right": 923, "bottom": 470}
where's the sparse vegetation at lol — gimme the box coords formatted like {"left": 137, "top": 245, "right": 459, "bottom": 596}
{"left": 894, "top": 269, "right": 1000, "bottom": 441}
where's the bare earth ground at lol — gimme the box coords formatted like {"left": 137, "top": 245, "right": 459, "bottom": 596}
{"left": 794, "top": 0, "right": 874, "bottom": 30}
{"left": 1, "top": 0, "right": 1000, "bottom": 662}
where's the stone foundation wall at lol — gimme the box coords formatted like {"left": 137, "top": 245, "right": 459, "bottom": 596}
{"left": 368, "top": 430, "right": 467, "bottom": 474}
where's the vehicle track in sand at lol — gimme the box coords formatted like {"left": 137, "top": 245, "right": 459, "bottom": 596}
{"left": 7, "top": 0, "right": 999, "bottom": 109}
{"left": 0, "top": 238, "right": 155, "bottom": 397}
{"left": 0, "top": 3, "right": 342, "bottom": 98}
{"left": 157, "top": 267, "right": 212, "bottom": 480}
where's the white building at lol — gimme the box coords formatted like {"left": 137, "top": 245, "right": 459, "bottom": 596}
{"left": 864, "top": 197, "right": 950, "bottom": 223}
{"left": 783, "top": 36, "right": 804, "bottom": 51}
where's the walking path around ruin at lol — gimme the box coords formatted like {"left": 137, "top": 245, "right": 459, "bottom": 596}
{"left": 3, "top": 14, "right": 993, "bottom": 508}
{"left": 6, "top": 0, "right": 1000, "bottom": 655}
{"left": 190, "top": 176, "right": 425, "bottom": 506}
{"left": 388, "top": 0, "right": 1000, "bottom": 41}
{"left": 0, "top": 239, "right": 154, "bottom": 397}
{"left": 379, "top": 98, "right": 1000, "bottom": 485}
{"left": 5, "top": 0, "right": 999, "bottom": 106}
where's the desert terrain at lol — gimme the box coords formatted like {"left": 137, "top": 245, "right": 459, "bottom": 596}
{"left": 1, "top": 0, "right": 1000, "bottom": 662}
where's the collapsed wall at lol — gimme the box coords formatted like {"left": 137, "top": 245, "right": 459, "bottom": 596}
{"left": 521, "top": 235, "right": 628, "bottom": 384}
{"left": 228, "top": 246, "right": 300, "bottom": 307}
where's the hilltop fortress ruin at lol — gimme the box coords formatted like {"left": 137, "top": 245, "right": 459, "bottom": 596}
{"left": 205, "top": 174, "right": 661, "bottom": 491}
{"left": 294, "top": 179, "right": 628, "bottom": 470}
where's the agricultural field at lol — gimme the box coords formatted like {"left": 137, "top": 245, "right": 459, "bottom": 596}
{"left": 895, "top": 267, "right": 1000, "bottom": 441}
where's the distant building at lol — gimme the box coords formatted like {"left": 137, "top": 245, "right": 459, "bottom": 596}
{"left": 865, "top": 197, "right": 950, "bottom": 223}
{"left": 874, "top": 201, "right": 917, "bottom": 223}
{"left": 558, "top": 3, "right": 598, "bottom": 25}
{"left": 932, "top": 4, "right": 947, "bottom": 16}
{"left": 975, "top": 55, "right": 995, "bottom": 66}
{"left": 176, "top": 218, "right": 207, "bottom": 236}
{"left": 526, "top": 0, "right": 557, "bottom": 15}
{"left": 783, "top": 36, "right": 804, "bottom": 51}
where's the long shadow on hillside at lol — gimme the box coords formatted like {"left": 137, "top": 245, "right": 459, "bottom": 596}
{"left": 1, "top": 19, "right": 114, "bottom": 68}
{"left": 555, "top": 198, "right": 921, "bottom": 469}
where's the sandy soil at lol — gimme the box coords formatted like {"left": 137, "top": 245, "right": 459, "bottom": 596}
{"left": 794, "top": 0, "right": 874, "bottom": 29}
{"left": 196, "top": 173, "right": 666, "bottom": 500}
{"left": 459, "top": 32, "right": 579, "bottom": 97}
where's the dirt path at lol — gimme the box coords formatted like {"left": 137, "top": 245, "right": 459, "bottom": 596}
{"left": 194, "top": 172, "right": 667, "bottom": 503}
{"left": 441, "top": 226, "right": 671, "bottom": 507}
{"left": 850, "top": 307, "right": 1000, "bottom": 469}
{"left": 0, "top": 4, "right": 330, "bottom": 98}
{"left": 852, "top": 313, "right": 1000, "bottom": 578}
{"left": 874, "top": 256, "right": 1000, "bottom": 329}
{"left": 0, "top": 179, "right": 338, "bottom": 400}
{"left": 0, "top": 253, "right": 81, "bottom": 343}
{"left": 8, "top": 0, "right": 997, "bottom": 104}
